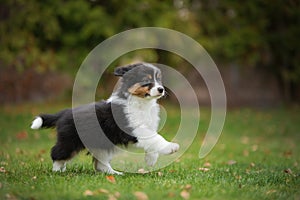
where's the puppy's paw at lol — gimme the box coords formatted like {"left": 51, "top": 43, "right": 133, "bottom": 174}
{"left": 145, "top": 152, "right": 159, "bottom": 166}
{"left": 159, "top": 142, "right": 180, "bottom": 155}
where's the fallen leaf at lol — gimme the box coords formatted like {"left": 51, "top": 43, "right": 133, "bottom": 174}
{"left": 98, "top": 188, "right": 109, "bottom": 194}
{"left": 250, "top": 162, "right": 255, "bottom": 167}
{"left": 251, "top": 145, "right": 258, "bottom": 152}
{"left": 184, "top": 184, "right": 192, "bottom": 191}
{"left": 5, "top": 193, "right": 17, "bottom": 200}
{"left": 243, "top": 150, "right": 249, "bottom": 157}
{"left": 15, "top": 148, "right": 24, "bottom": 154}
{"left": 0, "top": 161, "right": 8, "bottom": 166}
{"left": 227, "top": 160, "right": 237, "bottom": 165}
{"left": 241, "top": 136, "right": 249, "bottom": 144}
{"left": 83, "top": 190, "right": 94, "bottom": 196}
{"left": 0, "top": 167, "right": 6, "bottom": 173}
{"left": 198, "top": 167, "right": 209, "bottom": 172}
{"left": 32, "top": 176, "right": 37, "bottom": 180}
{"left": 180, "top": 190, "right": 190, "bottom": 200}
{"left": 134, "top": 191, "right": 148, "bottom": 200}
{"left": 137, "top": 168, "right": 149, "bottom": 174}
{"left": 283, "top": 150, "right": 292, "bottom": 158}
{"left": 114, "top": 192, "right": 121, "bottom": 198}
{"left": 157, "top": 171, "right": 163, "bottom": 176}
{"left": 168, "top": 192, "right": 175, "bottom": 197}
{"left": 16, "top": 131, "right": 28, "bottom": 140}
{"left": 108, "top": 194, "right": 117, "bottom": 200}
{"left": 284, "top": 168, "right": 292, "bottom": 174}
{"left": 106, "top": 175, "right": 116, "bottom": 184}
{"left": 203, "top": 162, "right": 211, "bottom": 167}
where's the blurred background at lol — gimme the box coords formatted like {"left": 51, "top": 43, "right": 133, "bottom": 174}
{"left": 1, "top": 0, "right": 299, "bottom": 107}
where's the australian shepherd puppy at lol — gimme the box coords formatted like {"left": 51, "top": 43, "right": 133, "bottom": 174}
{"left": 31, "top": 63, "right": 179, "bottom": 175}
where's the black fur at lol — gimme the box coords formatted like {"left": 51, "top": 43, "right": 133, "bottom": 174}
{"left": 39, "top": 101, "right": 137, "bottom": 161}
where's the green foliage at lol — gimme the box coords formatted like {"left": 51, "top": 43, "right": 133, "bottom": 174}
{"left": 0, "top": 0, "right": 299, "bottom": 99}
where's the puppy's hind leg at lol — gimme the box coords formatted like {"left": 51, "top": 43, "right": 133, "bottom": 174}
{"left": 93, "top": 150, "right": 123, "bottom": 175}
{"left": 51, "top": 143, "right": 78, "bottom": 172}
{"left": 53, "top": 160, "right": 67, "bottom": 172}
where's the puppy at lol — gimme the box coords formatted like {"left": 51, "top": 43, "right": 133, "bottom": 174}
{"left": 31, "top": 63, "right": 179, "bottom": 175}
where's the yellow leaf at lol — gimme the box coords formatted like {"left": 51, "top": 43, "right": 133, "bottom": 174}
{"left": 98, "top": 188, "right": 109, "bottom": 194}
{"left": 203, "top": 162, "right": 211, "bottom": 167}
{"left": 137, "top": 168, "right": 149, "bottom": 174}
{"left": 180, "top": 190, "right": 190, "bottom": 200}
{"left": 83, "top": 190, "right": 94, "bottom": 196}
{"left": 133, "top": 191, "right": 148, "bottom": 200}
{"left": 198, "top": 167, "right": 210, "bottom": 172}
{"left": 184, "top": 184, "right": 192, "bottom": 191}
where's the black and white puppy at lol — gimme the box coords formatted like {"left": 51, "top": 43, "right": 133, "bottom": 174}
{"left": 31, "top": 63, "right": 179, "bottom": 175}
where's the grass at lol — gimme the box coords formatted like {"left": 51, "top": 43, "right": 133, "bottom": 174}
{"left": 0, "top": 102, "right": 300, "bottom": 200}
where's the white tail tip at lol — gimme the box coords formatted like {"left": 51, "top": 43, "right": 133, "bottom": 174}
{"left": 31, "top": 117, "right": 43, "bottom": 129}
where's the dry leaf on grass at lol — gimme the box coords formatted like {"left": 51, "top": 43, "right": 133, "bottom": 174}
{"left": 98, "top": 188, "right": 109, "bottom": 194}
{"left": 108, "top": 194, "right": 117, "bottom": 200}
{"left": 227, "top": 160, "right": 237, "bottom": 165}
{"left": 184, "top": 184, "right": 192, "bottom": 191}
{"left": 168, "top": 192, "right": 175, "bottom": 197}
{"left": 203, "top": 162, "right": 211, "bottom": 167}
{"left": 250, "top": 162, "right": 255, "bottom": 167}
{"left": 5, "top": 193, "right": 17, "bottom": 200}
{"left": 114, "top": 192, "right": 121, "bottom": 198}
{"left": 137, "top": 168, "right": 149, "bottom": 174}
{"left": 198, "top": 167, "right": 209, "bottom": 172}
{"left": 106, "top": 175, "right": 116, "bottom": 184}
{"left": 133, "top": 191, "right": 148, "bottom": 200}
{"left": 180, "top": 190, "right": 190, "bottom": 200}
{"left": 284, "top": 168, "right": 293, "bottom": 174}
{"left": 16, "top": 131, "right": 28, "bottom": 140}
{"left": 0, "top": 167, "right": 6, "bottom": 173}
{"left": 83, "top": 190, "right": 94, "bottom": 196}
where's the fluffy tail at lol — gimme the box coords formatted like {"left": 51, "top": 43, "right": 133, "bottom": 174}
{"left": 31, "top": 110, "right": 66, "bottom": 129}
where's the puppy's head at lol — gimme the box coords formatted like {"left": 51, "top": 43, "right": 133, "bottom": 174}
{"left": 114, "top": 63, "right": 165, "bottom": 99}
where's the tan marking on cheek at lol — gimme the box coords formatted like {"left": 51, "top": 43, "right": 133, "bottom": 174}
{"left": 128, "top": 83, "right": 150, "bottom": 97}
{"left": 147, "top": 74, "right": 152, "bottom": 79}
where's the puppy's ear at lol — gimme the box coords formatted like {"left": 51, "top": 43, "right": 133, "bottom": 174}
{"left": 114, "top": 63, "right": 142, "bottom": 76}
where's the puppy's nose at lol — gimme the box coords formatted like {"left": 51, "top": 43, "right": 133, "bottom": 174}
{"left": 157, "top": 87, "right": 164, "bottom": 94}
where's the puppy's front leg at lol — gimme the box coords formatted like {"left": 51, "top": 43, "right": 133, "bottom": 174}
{"left": 145, "top": 152, "right": 159, "bottom": 166}
{"left": 133, "top": 127, "right": 179, "bottom": 166}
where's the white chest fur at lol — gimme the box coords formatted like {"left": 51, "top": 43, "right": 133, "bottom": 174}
{"left": 125, "top": 96, "right": 160, "bottom": 131}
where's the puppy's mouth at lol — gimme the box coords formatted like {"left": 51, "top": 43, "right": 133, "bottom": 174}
{"left": 128, "top": 83, "right": 164, "bottom": 99}
{"left": 145, "top": 93, "right": 163, "bottom": 98}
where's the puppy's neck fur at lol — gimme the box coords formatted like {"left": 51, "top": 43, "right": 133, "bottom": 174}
{"left": 107, "top": 94, "right": 160, "bottom": 132}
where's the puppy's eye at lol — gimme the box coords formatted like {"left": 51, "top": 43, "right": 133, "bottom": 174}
{"left": 141, "top": 83, "right": 152, "bottom": 87}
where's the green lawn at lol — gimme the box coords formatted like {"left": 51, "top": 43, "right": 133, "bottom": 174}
{"left": 0, "top": 103, "right": 299, "bottom": 200}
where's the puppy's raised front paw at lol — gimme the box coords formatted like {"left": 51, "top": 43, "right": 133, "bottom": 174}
{"left": 159, "top": 142, "right": 180, "bottom": 155}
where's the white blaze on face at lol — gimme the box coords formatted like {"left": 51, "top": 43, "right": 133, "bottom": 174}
{"left": 150, "top": 84, "right": 165, "bottom": 97}
{"left": 149, "top": 66, "right": 164, "bottom": 97}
